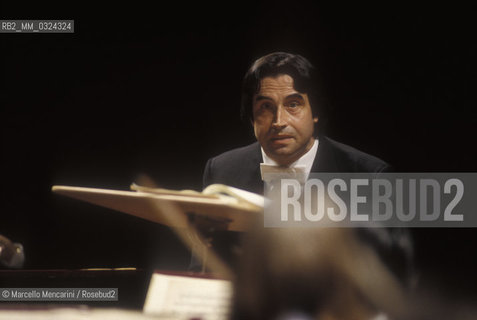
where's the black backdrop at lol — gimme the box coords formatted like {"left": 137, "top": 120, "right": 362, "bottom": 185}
{"left": 1, "top": 3, "right": 476, "bottom": 297}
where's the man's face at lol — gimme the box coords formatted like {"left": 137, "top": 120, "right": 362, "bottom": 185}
{"left": 252, "top": 74, "right": 318, "bottom": 166}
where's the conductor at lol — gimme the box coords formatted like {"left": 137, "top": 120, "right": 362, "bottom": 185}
{"left": 203, "top": 52, "right": 391, "bottom": 194}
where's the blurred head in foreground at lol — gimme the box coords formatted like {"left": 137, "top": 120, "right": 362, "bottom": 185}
{"left": 231, "top": 227, "right": 414, "bottom": 320}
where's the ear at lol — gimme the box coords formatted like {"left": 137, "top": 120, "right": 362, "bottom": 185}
{"left": 313, "top": 117, "right": 319, "bottom": 123}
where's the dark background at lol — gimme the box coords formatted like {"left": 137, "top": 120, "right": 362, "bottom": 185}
{"left": 1, "top": 2, "right": 476, "bottom": 299}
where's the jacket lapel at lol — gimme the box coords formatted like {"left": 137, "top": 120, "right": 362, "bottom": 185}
{"left": 312, "top": 136, "right": 340, "bottom": 173}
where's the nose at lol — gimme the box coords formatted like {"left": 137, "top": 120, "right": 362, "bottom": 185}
{"left": 271, "top": 105, "right": 287, "bottom": 130}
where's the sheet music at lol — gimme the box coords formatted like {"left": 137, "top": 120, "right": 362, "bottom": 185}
{"left": 143, "top": 273, "right": 232, "bottom": 320}
{"left": 0, "top": 307, "right": 181, "bottom": 320}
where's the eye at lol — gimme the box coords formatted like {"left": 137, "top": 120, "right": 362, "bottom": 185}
{"left": 287, "top": 100, "right": 301, "bottom": 108}
{"left": 261, "top": 102, "right": 273, "bottom": 110}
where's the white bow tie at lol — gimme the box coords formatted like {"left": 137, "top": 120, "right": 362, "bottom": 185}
{"left": 260, "top": 163, "right": 307, "bottom": 184}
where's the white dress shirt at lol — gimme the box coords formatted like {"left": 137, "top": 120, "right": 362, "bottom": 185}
{"left": 260, "top": 139, "right": 319, "bottom": 182}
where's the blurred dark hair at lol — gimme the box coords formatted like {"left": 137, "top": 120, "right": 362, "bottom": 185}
{"left": 241, "top": 52, "right": 328, "bottom": 131}
{"left": 355, "top": 227, "right": 416, "bottom": 289}
{"left": 231, "top": 226, "right": 415, "bottom": 320}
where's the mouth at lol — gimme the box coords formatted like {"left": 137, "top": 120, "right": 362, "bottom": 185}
{"left": 269, "top": 135, "right": 294, "bottom": 146}
{"left": 271, "top": 135, "right": 293, "bottom": 141}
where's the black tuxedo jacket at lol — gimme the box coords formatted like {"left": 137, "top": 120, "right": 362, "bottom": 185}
{"left": 203, "top": 136, "right": 391, "bottom": 194}
{"left": 199, "top": 138, "right": 414, "bottom": 287}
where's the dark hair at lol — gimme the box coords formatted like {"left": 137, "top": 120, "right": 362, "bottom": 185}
{"left": 355, "top": 227, "right": 416, "bottom": 289}
{"left": 240, "top": 52, "right": 327, "bottom": 125}
{"left": 232, "top": 227, "right": 416, "bottom": 320}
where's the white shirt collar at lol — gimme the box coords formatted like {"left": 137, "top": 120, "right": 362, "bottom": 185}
{"left": 261, "top": 139, "right": 319, "bottom": 180}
